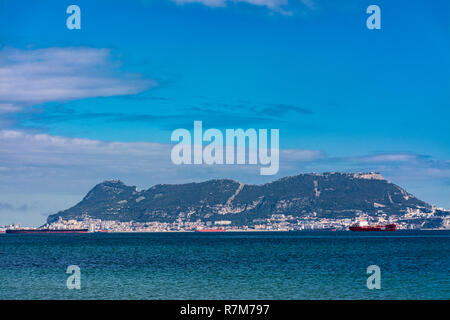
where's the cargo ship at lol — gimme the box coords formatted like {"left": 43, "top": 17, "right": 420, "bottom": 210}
{"left": 349, "top": 221, "right": 397, "bottom": 232}
{"left": 195, "top": 228, "right": 226, "bottom": 232}
{"left": 6, "top": 228, "right": 89, "bottom": 234}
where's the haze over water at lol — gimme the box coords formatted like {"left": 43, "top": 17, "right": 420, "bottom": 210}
{"left": 0, "top": 231, "right": 448, "bottom": 299}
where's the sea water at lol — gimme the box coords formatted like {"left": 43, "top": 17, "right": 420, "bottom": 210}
{"left": 0, "top": 231, "right": 448, "bottom": 299}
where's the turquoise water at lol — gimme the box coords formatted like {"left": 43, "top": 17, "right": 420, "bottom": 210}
{"left": 0, "top": 231, "right": 448, "bottom": 299}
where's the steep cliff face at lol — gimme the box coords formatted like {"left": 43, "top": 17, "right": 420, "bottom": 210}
{"left": 47, "top": 172, "right": 432, "bottom": 225}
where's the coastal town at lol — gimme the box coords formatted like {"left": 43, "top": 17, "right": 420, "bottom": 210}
{"left": 2, "top": 206, "right": 449, "bottom": 233}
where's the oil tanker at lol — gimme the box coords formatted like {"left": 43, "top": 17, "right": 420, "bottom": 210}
{"left": 6, "top": 228, "right": 89, "bottom": 234}
{"left": 349, "top": 221, "right": 397, "bottom": 232}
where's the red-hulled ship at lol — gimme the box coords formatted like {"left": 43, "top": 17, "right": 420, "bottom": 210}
{"left": 349, "top": 220, "right": 397, "bottom": 232}
{"left": 6, "top": 228, "right": 89, "bottom": 234}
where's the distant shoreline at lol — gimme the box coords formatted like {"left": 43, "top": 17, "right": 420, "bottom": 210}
{"left": 3, "top": 229, "right": 449, "bottom": 234}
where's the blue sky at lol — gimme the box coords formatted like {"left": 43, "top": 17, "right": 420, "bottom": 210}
{"left": 0, "top": 0, "right": 449, "bottom": 225}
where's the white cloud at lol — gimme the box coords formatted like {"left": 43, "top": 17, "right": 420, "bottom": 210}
{"left": 5, "top": 130, "right": 447, "bottom": 197}
{"left": 0, "top": 103, "right": 21, "bottom": 113}
{"left": 234, "top": 0, "right": 288, "bottom": 10}
{"left": 172, "top": 0, "right": 227, "bottom": 7}
{"left": 170, "top": 0, "right": 317, "bottom": 15}
{"left": 172, "top": 0, "right": 290, "bottom": 11}
{"left": 0, "top": 130, "right": 170, "bottom": 171}
{"left": 281, "top": 149, "right": 324, "bottom": 161}
{"left": 300, "top": 0, "right": 315, "bottom": 9}
{"left": 0, "top": 129, "right": 325, "bottom": 193}
{"left": 0, "top": 47, "right": 154, "bottom": 105}
{"left": 356, "top": 154, "right": 419, "bottom": 163}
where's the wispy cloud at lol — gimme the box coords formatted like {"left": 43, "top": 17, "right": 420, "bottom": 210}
{"left": 0, "top": 103, "right": 21, "bottom": 114}
{"left": 300, "top": 0, "right": 315, "bottom": 10}
{"left": 12, "top": 101, "right": 312, "bottom": 131}
{"left": 2, "top": 130, "right": 447, "bottom": 190}
{"left": 263, "top": 103, "right": 313, "bottom": 115}
{"left": 0, "top": 47, "right": 154, "bottom": 106}
{"left": 170, "top": 0, "right": 314, "bottom": 14}
{"left": 314, "top": 152, "right": 449, "bottom": 176}
{"left": 351, "top": 153, "right": 423, "bottom": 163}
{"left": 0, "top": 202, "right": 28, "bottom": 212}
{"left": 0, "top": 129, "right": 323, "bottom": 192}
{"left": 172, "top": 0, "right": 227, "bottom": 7}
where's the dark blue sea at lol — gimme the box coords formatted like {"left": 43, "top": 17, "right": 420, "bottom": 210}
{"left": 0, "top": 231, "right": 448, "bottom": 299}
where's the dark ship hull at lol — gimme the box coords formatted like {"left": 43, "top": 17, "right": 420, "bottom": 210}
{"left": 349, "top": 224, "right": 397, "bottom": 232}
{"left": 6, "top": 229, "right": 89, "bottom": 234}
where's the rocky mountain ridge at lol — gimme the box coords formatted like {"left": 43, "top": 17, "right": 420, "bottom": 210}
{"left": 47, "top": 172, "right": 446, "bottom": 226}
